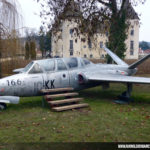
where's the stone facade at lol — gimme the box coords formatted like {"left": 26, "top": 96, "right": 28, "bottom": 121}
{"left": 125, "top": 19, "right": 139, "bottom": 59}
{"left": 51, "top": 1, "right": 139, "bottom": 60}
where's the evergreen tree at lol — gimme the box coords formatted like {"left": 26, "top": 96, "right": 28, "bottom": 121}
{"left": 0, "top": 34, "right": 2, "bottom": 78}
{"left": 107, "top": 10, "right": 128, "bottom": 63}
{"left": 39, "top": 27, "right": 45, "bottom": 58}
{"left": 139, "top": 41, "right": 150, "bottom": 50}
{"left": 39, "top": 33, "right": 45, "bottom": 57}
{"left": 39, "top": 30, "right": 52, "bottom": 58}
{"left": 45, "top": 31, "right": 51, "bottom": 52}
{"left": 25, "top": 41, "right": 30, "bottom": 60}
{"left": 30, "top": 41, "right": 36, "bottom": 59}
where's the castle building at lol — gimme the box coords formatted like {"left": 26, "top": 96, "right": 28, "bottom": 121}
{"left": 51, "top": 0, "right": 139, "bottom": 60}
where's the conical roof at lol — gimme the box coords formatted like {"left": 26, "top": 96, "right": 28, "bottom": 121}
{"left": 61, "top": 0, "right": 82, "bottom": 18}
{"left": 124, "top": 0, "right": 139, "bottom": 19}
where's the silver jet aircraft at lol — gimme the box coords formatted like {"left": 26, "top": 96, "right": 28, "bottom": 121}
{"left": 0, "top": 47, "right": 150, "bottom": 109}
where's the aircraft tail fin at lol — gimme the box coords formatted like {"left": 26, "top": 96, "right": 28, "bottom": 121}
{"left": 103, "top": 47, "right": 128, "bottom": 66}
{"left": 128, "top": 54, "right": 150, "bottom": 69}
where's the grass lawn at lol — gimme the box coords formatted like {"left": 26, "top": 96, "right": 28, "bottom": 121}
{"left": 0, "top": 83, "right": 150, "bottom": 143}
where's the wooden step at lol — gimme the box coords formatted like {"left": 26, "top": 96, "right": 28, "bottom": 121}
{"left": 52, "top": 103, "right": 89, "bottom": 112}
{"left": 41, "top": 87, "right": 74, "bottom": 94}
{"left": 48, "top": 98, "right": 83, "bottom": 105}
{"left": 45, "top": 92, "right": 79, "bottom": 99}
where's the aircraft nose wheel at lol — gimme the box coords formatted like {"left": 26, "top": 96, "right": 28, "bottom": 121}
{"left": 0, "top": 103, "right": 7, "bottom": 111}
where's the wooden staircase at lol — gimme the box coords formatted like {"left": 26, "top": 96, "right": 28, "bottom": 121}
{"left": 41, "top": 87, "right": 89, "bottom": 112}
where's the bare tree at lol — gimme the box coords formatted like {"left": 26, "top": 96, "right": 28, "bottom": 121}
{"left": 0, "top": 0, "right": 20, "bottom": 77}
{"left": 0, "top": 0, "right": 20, "bottom": 34}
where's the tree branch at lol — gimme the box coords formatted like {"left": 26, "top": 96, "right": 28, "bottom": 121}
{"left": 118, "top": 0, "right": 128, "bottom": 17}
{"left": 97, "top": 0, "right": 110, "bottom": 7}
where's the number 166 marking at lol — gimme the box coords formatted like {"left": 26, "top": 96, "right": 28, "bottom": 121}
{"left": 7, "top": 79, "right": 22, "bottom": 86}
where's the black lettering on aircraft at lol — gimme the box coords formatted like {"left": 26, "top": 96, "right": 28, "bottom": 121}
{"left": 44, "top": 80, "right": 55, "bottom": 89}
{"left": 7, "top": 79, "right": 22, "bottom": 86}
{"left": 51, "top": 80, "right": 55, "bottom": 89}
{"left": 45, "top": 80, "right": 50, "bottom": 89}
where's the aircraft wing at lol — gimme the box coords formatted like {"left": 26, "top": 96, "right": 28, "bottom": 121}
{"left": 85, "top": 73, "right": 150, "bottom": 84}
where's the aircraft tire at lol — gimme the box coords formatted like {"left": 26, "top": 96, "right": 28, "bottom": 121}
{"left": 0, "top": 103, "right": 7, "bottom": 110}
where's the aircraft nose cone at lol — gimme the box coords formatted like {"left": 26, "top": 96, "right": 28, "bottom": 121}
{"left": 0, "top": 79, "right": 7, "bottom": 95}
{"left": 0, "top": 88, "right": 5, "bottom": 92}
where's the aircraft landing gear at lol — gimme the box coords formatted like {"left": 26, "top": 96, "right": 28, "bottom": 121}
{"left": 115, "top": 83, "right": 133, "bottom": 104}
{"left": 0, "top": 103, "right": 7, "bottom": 111}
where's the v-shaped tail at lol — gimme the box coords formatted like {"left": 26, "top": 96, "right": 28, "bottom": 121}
{"left": 128, "top": 54, "right": 150, "bottom": 69}
{"left": 103, "top": 47, "right": 128, "bottom": 66}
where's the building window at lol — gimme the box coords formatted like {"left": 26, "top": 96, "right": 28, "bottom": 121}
{"left": 70, "top": 29, "right": 73, "bottom": 36}
{"left": 90, "top": 54, "right": 93, "bottom": 58}
{"left": 75, "top": 39, "right": 77, "bottom": 43}
{"left": 81, "top": 38, "right": 86, "bottom": 42}
{"left": 101, "top": 54, "right": 105, "bottom": 59}
{"left": 88, "top": 39, "right": 92, "bottom": 48}
{"left": 130, "top": 50, "right": 134, "bottom": 55}
{"left": 70, "top": 40, "right": 73, "bottom": 50}
{"left": 130, "top": 41, "right": 134, "bottom": 50}
{"left": 100, "top": 42, "right": 103, "bottom": 48}
{"left": 70, "top": 50, "right": 73, "bottom": 56}
{"left": 106, "top": 32, "right": 108, "bottom": 37}
{"left": 131, "top": 29, "right": 134, "bottom": 36}
{"left": 130, "top": 41, "right": 134, "bottom": 55}
{"left": 105, "top": 41, "right": 108, "bottom": 47}
{"left": 84, "top": 54, "right": 87, "bottom": 58}
{"left": 70, "top": 40, "right": 73, "bottom": 56}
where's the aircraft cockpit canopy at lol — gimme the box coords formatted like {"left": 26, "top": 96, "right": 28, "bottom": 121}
{"left": 64, "top": 57, "right": 93, "bottom": 69}
{"left": 23, "top": 61, "right": 34, "bottom": 73}
{"left": 65, "top": 57, "right": 78, "bottom": 69}
{"left": 39, "top": 60, "right": 55, "bottom": 72}
{"left": 29, "top": 63, "right": 43, "bottom": 74}
{"left": 23, "top": 60, "right": 56, "bottom": 74}
{"left": 82, "top": 58, "right": 92, "bottom": 66}
{"left": 23, "top": 57, "right": 93, "bottom": 74}
{"left": 57, "top": 59, "right": 67, "bottom": 71}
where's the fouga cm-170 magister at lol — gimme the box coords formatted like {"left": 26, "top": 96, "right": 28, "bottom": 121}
{"left": 0, "top": 47, "right": 150, "bottom": 110}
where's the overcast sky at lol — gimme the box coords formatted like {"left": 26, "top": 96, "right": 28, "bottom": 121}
{"left": 18, "top": 0, "right": 150, "bottom": 42}
{"left": 18, "top": 0, "right": 42, "bottom": 33}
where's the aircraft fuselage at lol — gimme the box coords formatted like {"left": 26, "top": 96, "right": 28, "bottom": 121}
{"left": 0, "top": 63, "right": 136, "bottom": 97}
